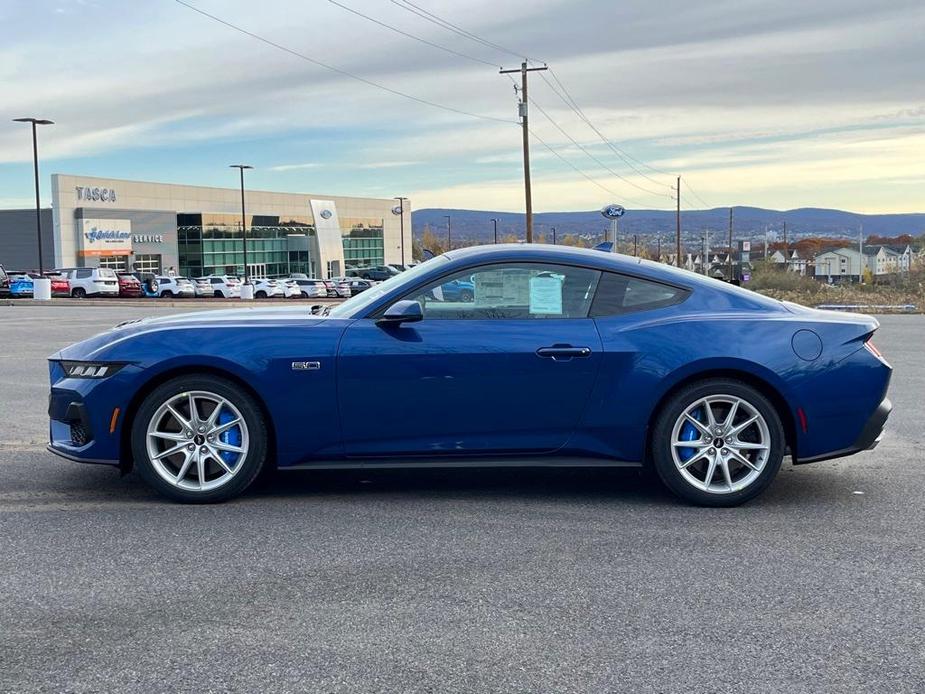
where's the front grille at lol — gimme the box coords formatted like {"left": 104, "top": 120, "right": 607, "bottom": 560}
{"left": 70, "top": 422, "right": 91, "bottom": 447}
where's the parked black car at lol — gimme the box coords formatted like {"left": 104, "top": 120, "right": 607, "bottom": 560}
{"left": 353, "top": 265, "right": 399, "bottom": 281}
{"left": 0, "top": 264, "right": 10, "bottom": 298}
{"left": 346, "top": 278, "right": 374, "bottom": 295}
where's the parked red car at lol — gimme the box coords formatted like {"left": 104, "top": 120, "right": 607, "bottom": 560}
{"left": 117, "top": 273, "right": 143, "bottom": 297}
{"left": 44, "top": 272, "right": 70, "bottom": 297}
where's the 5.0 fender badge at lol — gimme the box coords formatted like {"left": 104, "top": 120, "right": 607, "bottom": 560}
{"left": 291, "top": 361, "right": 321, "bottom": 371}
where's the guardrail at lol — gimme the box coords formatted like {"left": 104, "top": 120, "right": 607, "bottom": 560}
{"left": 815, "top": 304, "right": 918, "bottom": 312}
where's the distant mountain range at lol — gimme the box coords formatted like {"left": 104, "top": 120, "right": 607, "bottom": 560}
{"left": 412, "top": 207, "right": 925, "bottom": 244}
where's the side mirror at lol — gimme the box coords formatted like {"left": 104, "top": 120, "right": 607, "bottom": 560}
{"left": 378, "top": 299, "right": 423, "bottom": 325}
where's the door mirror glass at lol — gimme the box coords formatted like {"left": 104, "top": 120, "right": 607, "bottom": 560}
{"left": 378, "top": 299, "right": 423, "bottom": 325}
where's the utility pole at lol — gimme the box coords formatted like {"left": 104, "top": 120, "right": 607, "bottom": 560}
{"left": 491, "top": 218, "right": 498, "bottom": 244}
{"left": 657, "top": 236, "right": 661, "bottom": 262}
{"left": 444, "top": 214, "right": 451, "bottom": 252}
{"left": 674, "top": 176, "right": 681, "bottom": 266}
{"left": 633, "top": 234, "right": 638, "bottom": 257}
{"left": 551, "top": 227, "right": 557, "bottom": 245}
{"left": 728, "top": 207, "right": 734, "bottom": 279}
{"left": 858, "top": 224, "right": 864, "bottom": 283}
{"left": 500, "top": 61, "right": 547, "bottom": 243}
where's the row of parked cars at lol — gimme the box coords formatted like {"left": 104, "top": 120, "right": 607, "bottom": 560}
{"left": 0, "top": 264, "right": 385, "bottom": 300}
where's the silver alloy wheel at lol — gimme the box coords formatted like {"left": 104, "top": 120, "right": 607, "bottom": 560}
{"left": 670, "top": 394, "right": 771, "bottom": 494}
{"left": 145, "top": 390, "right": 249, "bottom": 492}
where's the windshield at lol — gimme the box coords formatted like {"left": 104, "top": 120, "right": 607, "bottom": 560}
{"left": 327, "top": 256, "right": 450, "bottom": 318}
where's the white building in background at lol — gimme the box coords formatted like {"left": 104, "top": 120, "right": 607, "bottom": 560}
{"left": 0, "top": 174, "right": 412, "bottom": 279}
{"left": 813, "top": 245, "right": 909, "bottom": 280}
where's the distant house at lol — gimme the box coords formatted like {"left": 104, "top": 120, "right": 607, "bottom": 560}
{"left": 769, "top": 249, "right": 806, "bottom": 274}
{"left": 814, "top": 245, "right": 906, "bottom": 280}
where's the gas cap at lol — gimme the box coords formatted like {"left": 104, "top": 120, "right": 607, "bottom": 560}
{"left": 792, "top": 329, "right": 823, "bottom": 361}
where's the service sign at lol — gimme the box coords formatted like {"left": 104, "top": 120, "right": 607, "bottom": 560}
{"left": 79, "top": 219, "right": 132, "bottom": 257}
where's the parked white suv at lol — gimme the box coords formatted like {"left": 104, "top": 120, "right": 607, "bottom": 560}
{"left": 194, "top": 276, "right": 241, "bottom": 298}
{"left": 155, "top": 276, "right": 196, "bottom": 298}
{"left": 252, "top": 278, "right": 285, "bottom": 299}
{"left": 285, "top": 277, "right": 327, "bottom": 299}
{"left": 62, "top": 267, "right": 120, "bottom": 298}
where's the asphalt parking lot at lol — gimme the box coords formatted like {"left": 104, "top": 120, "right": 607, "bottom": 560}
{"left": 0, "top": 305, "right": 922, "bottom": 693}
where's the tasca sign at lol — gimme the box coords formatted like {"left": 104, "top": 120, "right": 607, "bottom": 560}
{"left": 76, "top": 186, "right": 117, "bottom": 203}
{"left": 79, "top": 219, "right": 132, "bottom": 257}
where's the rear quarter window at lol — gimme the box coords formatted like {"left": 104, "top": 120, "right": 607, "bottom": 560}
{"left": 590, "top": 272, "right": 688, "bottom": 317}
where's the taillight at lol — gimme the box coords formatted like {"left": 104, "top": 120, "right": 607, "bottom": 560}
{"left": 864, "top": 340, "right": 883, "bottom": 359}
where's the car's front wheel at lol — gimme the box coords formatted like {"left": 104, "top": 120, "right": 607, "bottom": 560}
{"left": 131, "top": 375, "right": 268, "bottom": 503}
{"left": 650, "top": 379, "right": 784, "bottom": 507}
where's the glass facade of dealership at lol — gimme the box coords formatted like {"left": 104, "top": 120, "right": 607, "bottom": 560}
{"left": 176, "top": 213, "right": 385, "bottom": 278}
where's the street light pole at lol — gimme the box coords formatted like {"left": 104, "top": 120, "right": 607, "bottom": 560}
{"left": 229, "top": 164, "right": 253, "bottom": 296}
{"left": 444, "top": 215, "right": 451, "bottom": 252}
{"left": 13, "top": 117, "right": 54, "bottom": 276}
{"left": 551, "top": 227, "right": 557, "bottom": 245}
{"left": 490, "top": 218, "right": 498, "bottom": 244}
{"left": 393, "top": 197, "right": 408, "bottom": 266}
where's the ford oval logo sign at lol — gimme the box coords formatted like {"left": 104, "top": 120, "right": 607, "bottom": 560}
{"left": 319, "top": 209, "right": 333, "bottom": 220}
{"left": 601, "top": 204, "right": 626, "bottom": 219}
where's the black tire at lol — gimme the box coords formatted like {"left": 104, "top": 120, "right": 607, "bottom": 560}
{"left": 255, "top": 290, "right": 267, "bottom": 299}
{"left": 213, "top": 290, "right": 223, "bottom": 298}
{"left": 650, "top": 379, "right": 785, "bottom": 507}
{"left": 131, "top": 375, "right": 268, "bottom": 503}
{"left": 72, "top": 287, "right": 86, "bottom": 298}
{"left": 460, "top": 289, "right": 474, "bottom": 302}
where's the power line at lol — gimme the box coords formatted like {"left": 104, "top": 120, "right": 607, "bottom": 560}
{"left": 383, "top": 0, "right": 694, "bottom": 203}
{"left": 539, "top": 69, "right": 673, "bottom": 189}
{"left": 172, "top": 0, "right": 515, "bottom": 125}
{"left": 683, "top": 178, "right": 713, "bottom": 209}
{"left": 389, "top": 0, "right": 542, "bottom": 63}
{"left": 530, "top": 129, "right": 671, "bottom": 210}
{"left": 326, "top": 0, "right": 500, "bottom": 68}
{"left": 529, "top": 93, "right": 670, "bottom": 200}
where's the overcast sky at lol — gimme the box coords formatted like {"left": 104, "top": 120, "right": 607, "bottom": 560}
{"left": 2, "top": 0, "right": 923, "bottom": 213}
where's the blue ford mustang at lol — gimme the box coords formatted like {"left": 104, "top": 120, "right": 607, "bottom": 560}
{"left": 48, "top": 245, "right": 892, "bottom": 506}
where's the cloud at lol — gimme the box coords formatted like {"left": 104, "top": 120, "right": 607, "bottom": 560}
{"left": 0, "top": 0, "right": 923, "bottom": 213}
{"left": 268, "top": 163, "right": 321, "bottom": 172}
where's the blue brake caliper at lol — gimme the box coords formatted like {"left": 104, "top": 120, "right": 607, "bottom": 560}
{"left": 217, "top": 409, "right": 241, "bottom": 467}
{"left": 678, "top": 407, "right": 702, "bottom": 463}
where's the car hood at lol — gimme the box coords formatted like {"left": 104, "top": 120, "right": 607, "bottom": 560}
{"left": 50, "top": 306, "right": 339, "bottom": 361}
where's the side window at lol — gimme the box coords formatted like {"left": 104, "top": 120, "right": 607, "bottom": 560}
{"left": 76, "top": 269, "right": 92, "bottom": 279}
{"left": 400, "top": 263, "right": 600, "bottom": 320}
{"left": 211, "top": 278, "right": 221, "bottom": 284}
{"left": 590, "top": 272, "right": 688, "bottom": 317}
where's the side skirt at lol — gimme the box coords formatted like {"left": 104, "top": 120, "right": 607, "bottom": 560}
{"left": 285, "top": 456, "right": 643, "bottom": 471}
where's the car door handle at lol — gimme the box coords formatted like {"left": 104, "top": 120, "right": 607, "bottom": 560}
{"left": 536, "top": 345, "right": 592, "bottom": 361}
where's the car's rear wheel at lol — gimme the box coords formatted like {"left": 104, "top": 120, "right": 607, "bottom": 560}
{"left": 72, "top": 287, "right": 86, "bottom": 298}
{"left": 131, "top": 375, "right": 268, "bottom": 503}
{"left": 650, "top": 379, "right": 784, "bottom": 507}
{"left": 213, "top": 290, "right": 223, "bottom": 298}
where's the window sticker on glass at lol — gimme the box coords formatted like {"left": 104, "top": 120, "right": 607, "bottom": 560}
{"left": 474, "top": 270, "right": 504, "bottom": 305}
{"left": 529, "top": 275, "right": 563, "bottom": 315}
{"left": 474, "top": 269, "right": 529, "bottom": 306}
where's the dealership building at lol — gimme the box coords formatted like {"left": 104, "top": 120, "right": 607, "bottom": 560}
{"left": 0, "top": 174, "right": 411, "bottom": 279}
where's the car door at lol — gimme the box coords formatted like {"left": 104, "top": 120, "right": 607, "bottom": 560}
{"left": 336, "top": 261, "right": 604, "bottom": 458}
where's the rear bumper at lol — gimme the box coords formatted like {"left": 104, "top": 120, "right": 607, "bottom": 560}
{"left": 796, "top": 397, "right": 892, "bottom": 464}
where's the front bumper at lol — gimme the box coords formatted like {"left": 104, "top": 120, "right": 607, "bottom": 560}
{"left": 797, "top": 397, "right": 892, "bottom": 464}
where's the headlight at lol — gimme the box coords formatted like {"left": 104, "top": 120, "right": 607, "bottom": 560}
{"left": 59, "top": 361, "right": 125, "bottom": 378}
